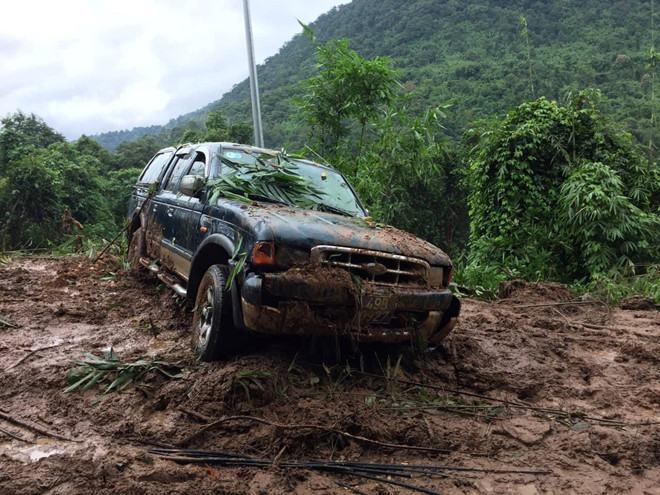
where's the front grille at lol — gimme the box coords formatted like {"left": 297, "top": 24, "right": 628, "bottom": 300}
{"left": 310, "top": 245, "right": 429, "bottom": 287}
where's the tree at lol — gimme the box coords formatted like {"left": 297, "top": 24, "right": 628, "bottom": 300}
{"left": 299, "top": 39, "right": 399, "bottom": 157}
{"left": 353, "top": 105, "right": 467, "bottom": 250}
{"left": 296, "top": 36, "right": 464, "bottom": 250}
{"left": 228, "top": 122, "right": 253, "bottom": 144}
{"left": 465, "top": 91, "right": 658, "bottom": 281}
{"left": 206, "top": 108, "right": 229, "bottom": 133}
{"left": 0, "top": 111, "right": 64, "bottom": 169}
{"left": 75, "top": 135, "right": 114, "bottom": 170}
{"left": 113, "top": 136, "right": 160, "bottom": 170}
{"left": 0, "top": 152, "right": 62, "bottom": 249}
{"left": 518, "top": 16, "right": 535, "bottom": 98}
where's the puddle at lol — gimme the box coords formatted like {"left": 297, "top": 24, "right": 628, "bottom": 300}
{"left": 0, "top": 442, "right": 66, "bottom": 463}
{"left": 0, "top": 435, "right": 110, "bottom": 464}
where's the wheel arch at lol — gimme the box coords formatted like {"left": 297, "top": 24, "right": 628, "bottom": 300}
{"left": 128, "top": 208, "right": 141, "bottom": 233}
{"left": 187, "top": 235, "right": 234, "bottom": 304}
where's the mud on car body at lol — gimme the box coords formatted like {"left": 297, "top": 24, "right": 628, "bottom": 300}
{"left": 127, "top": 142, "right": 460, "bottom": 360}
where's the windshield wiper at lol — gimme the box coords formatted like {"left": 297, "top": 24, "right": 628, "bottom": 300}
{"left": 314, "top": 203, "right": 354, "bottom": 217}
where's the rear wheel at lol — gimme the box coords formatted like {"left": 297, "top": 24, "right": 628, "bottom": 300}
{"left": 191, "top": 264, "right": 242, "bottom": 361}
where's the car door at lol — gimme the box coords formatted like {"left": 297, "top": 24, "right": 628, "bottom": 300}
{"left": 134, "top": 149, "right": 177, "bottom": 260}
{"left": 157, "top": 150, "right": 208, "bottom": 280}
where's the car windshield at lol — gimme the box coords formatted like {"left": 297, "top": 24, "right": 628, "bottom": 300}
{"left": 216, "top": 148, "right": 365, "bottom": 217}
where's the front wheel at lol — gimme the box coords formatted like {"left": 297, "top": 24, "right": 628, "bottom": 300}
{"left": 191, "top": 265, "right": 243, "bottom": 361}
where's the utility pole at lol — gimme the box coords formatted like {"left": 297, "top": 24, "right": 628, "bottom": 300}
{"left": 243, "top": 0, "right": 264, "bottom": 148}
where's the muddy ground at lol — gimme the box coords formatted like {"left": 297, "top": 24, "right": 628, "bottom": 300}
{"left": 0, "top": 256, "right": 658, "bottom": 494}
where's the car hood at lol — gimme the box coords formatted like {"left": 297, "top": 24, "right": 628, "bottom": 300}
{"left": 221, "top": 202, "right": 452, "bottom": 267}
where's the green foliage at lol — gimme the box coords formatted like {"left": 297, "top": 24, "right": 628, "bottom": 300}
{"left": 204, "top": 107, "right": 253, "bottom": 144}
{"left": 65, "top": 348, "right": 183, "bottom": 394}
{"left": 113, "top": 135, "right": 161, "bottom": 170}
{"left": 573, "top": 265, "right": 660, "bottom": 304}
{"left": 74, "top": 135, "right": 114, "bottom": 169}
{"left": 208, "top": 157, "right": 322, "bottom": 208}
{"left": 0, "top": 151, "right": 62, "bottom": 249}
{"left": 294, "top": 37, "right": 466, "bottom": 251}
{"left": 0, "top": 111, "right": 64, "bottom": 168}
{"left": 560, "top": 161, "right": 658, "bottom": 274}
{"left": 465, "top": 92, "right": 658, "bottom": 282}
{"left": 206, "top": 108, "right": 229, "bottom": 136}
{"left": 103, "top": 167, "right": 143, "bottom": 225}
{"left": 0, "top": 112, "right": 119, "bottom": 250}
{"left": 351, "top": 104, "right": 467, "bottom": 250}
{"left": 299, "top": 38, "right": 399, "bottom": 156}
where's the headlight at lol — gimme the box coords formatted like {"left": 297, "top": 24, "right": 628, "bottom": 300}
{"left": 251, "top": 241, "right": 275, "bottom": 265}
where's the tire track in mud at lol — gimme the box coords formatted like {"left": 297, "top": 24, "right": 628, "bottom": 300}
{"left": 0, "top": 256, "right": 658, "bottom": 494}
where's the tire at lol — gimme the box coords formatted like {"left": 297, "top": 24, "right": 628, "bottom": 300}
{"left": 191, "top": 264, "right": 242, "bottom": 361}
{"left": 127, "top": 227, "right": 144, "bottom": 273}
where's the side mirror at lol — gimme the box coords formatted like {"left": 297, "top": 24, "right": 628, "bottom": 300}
{"left": 180, "top": 175, "right": 206, "bottom": 197}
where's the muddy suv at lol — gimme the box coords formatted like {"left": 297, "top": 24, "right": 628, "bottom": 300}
{"left": 127, "top": 142, "right": 460, "bottom": 360}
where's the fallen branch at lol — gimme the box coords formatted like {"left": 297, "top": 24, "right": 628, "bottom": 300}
{"left": 178, "top": 407, "right": 213, "bottom": 423}
{"left": 354, "top": 371, "right": 659, "bottom": 427}
{"left": 7, "top": 343, "right": 64, "bottom": 370}
{"left": 0, "top": 411, "right": 79, "bottom": 442}
{"left": 178, "top": 414, "right": 450, "bottom": 454}
{"left": 92, "top": 227, "right": 128, "bottom": 264}
{"left": 150, "top": 446, "right": 551, "bottom": 494}
{"left": 511, "top": 300, "right": 605, "bottom": 309}
{"left": 0, "top": 426, "right": 32, "bottom": 443}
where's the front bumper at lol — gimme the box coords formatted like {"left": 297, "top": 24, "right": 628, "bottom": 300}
{"left": 239, "top": 268, "right": 460, "bottom": 344}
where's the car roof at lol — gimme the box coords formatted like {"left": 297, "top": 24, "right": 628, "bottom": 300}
{"left": 154, "top": 142, "right": 337, "bottom": 172}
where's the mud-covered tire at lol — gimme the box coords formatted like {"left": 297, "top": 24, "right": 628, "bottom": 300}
{"left": 127, "top": 227, "right": 144, "bottom": 273}
{"left": 191, "top": 265, "right": 242, "bottom": 361}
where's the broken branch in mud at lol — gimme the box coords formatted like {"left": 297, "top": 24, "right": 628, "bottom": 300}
{"left": 0, "top": 426, "right": 32, "bottom": 443}
{"left": 354, "top": 371, "right": 659, "bottom": 427}
{"left": 178, "top": 407, "right": 213, "bottom": 423}
{"left": 92, "top": 226, "right": 128, "bottom": 263}
{"left": 510, "top": 300, "right": 607, "bottom": 309}
{"left": 178, "top": 414, "right": 451, "bottom": 454}
{"left": 7, "top": 343, "right": 65, "bottom": 370}
{"left": 0, "top": 411, "right": 79, "bottom": 442}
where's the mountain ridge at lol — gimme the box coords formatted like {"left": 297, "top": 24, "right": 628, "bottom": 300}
{"left": 92, "top": 0, "right": 658, "bottom": 151}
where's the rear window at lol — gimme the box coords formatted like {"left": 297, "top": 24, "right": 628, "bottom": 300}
{"left": 139, "top": 152, "right": 173, "bottom": 185}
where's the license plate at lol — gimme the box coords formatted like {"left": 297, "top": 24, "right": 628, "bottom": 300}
{"left": 362, "top": 287, "right": 395, "bottom": 311}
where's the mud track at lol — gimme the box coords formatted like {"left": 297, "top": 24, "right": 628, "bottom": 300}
{"left": 0, "top": 256, "right": 658, "bottom": 494}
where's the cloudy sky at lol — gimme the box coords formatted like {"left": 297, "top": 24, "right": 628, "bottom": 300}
{"left": 0, "top": 0, "right": 348, "bottom": 139}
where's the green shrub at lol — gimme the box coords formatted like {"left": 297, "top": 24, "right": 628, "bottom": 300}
{"left": 464, "top": 91, "right": 659, "bottom": 283}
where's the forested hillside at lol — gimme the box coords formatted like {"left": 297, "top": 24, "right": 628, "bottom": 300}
{"left": 93, "top": 0, "right": 658, "bottom": 151}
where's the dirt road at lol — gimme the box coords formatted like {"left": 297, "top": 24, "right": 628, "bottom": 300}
{"left": 0, "top": 256, "right": 658, "bottom": 494}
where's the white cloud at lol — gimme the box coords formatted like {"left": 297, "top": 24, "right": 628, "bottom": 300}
{"left": 0, "top": 0, "right": 348, "bottom": 138}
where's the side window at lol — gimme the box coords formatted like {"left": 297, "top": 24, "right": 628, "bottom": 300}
{"left": 139, "top": 152, "right": 172, "bottom": 185}
{"left": 187, "top": 152, "right": 207, "bottom": 178}
{"left": 164, "top": 154, "right": 193, "bottom": 192}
